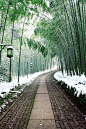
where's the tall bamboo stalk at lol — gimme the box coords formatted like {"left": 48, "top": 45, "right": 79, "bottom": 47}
{"left": 18, "top": 16, "right": 26, "bottom": 84}
{"left": 9, "top": 0, "right": 16, "bottom": 82}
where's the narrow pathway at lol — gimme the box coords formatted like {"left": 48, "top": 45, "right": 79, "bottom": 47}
{"left": 0, "top": 71, "right": 85, "bottom": 129}
{"left": 27, "top": 75, "right": 56, "bottom": 129}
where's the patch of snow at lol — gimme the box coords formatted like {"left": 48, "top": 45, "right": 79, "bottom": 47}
{"left": 0, "top": 67, "right": 57, "bottom": 98}
{"left": 1, "top": 104, "right": 6, "bottom": 109}
{"left": 54, "top": 71, "right": 86, "bottom": 96}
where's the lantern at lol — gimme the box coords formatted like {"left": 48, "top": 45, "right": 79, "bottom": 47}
{"left": 30, "top": 63, "right": 33, "bottom": 67}
{"left": 7, "top": 46, "right": 13, "bottom": 58}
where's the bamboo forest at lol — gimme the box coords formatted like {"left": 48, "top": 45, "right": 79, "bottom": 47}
{"left": 0, "top": 0, "right": 86, "bottom": 128}
{"left": 0, "top": 0, "right": 86, "bottom": 82}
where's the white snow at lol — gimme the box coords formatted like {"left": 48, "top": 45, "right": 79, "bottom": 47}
{"left": 1, "top": 66, "right": 86, "bottom": 98}
{"left": 54, "top": 71, "right": 86, "bottom": 96}
{"left": 0, "top": 66, "right": 57, "bottom": 98}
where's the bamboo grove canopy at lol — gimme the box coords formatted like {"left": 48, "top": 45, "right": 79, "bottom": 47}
{"left": 34, "top": 0, "right": 86, "bottom": 76}
{"left": 0, "top": 0, "right": 86, "bottom": 79}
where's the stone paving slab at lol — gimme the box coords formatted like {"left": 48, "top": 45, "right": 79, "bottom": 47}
{"left": 39, "top": 83, "right": 46, "bottom": 85}
{"left": 38, "top": 86, "right": 47, "bottom": 90}
{"left": 27, "top": 120, "right": 56, "bottom": 129}
{"left": 35, "top": 94, "right": 50, "bottom": 102}
{"left": 37, "top": 91, "right": 48, "bottom": 93}
{"left": 33, "top": 101, "right": 52, "bottom": 109}
{"left": 38, "top": 86, "right": 47, "bottom": 88}
{"left": 37, "top": 87, "right": 48, "bottom": 93}
{"left": 30, "top": 109, "right": 54, "bottom": 119}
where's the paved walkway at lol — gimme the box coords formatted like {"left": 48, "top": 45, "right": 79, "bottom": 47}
{"left": 0, "top": 71, "right": 85, "bottom": 128}
{"left": 27, "top": 75, "right": 56, "bottom": 129}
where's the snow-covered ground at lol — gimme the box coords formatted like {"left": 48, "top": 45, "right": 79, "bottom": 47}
{"left": 54, "top": 71, "right": 86, "bottom": 96}
{"left": 0, "top": 67, "right": 57, "bottom": 98}
{"left": 1, "top": 66, "right": 86, "bottom": 99}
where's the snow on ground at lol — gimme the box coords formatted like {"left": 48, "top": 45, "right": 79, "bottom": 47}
{"left": 54, "top": 71, "right": 86, "bottom": 96}
{"left": 0, "top": 66, "right": 57, "bottom": 98}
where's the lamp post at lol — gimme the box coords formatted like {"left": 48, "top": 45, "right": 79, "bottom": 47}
{"left": 0, "top": 44, "right": 13, "bottom": 82}
{"left": 7, "top": 46, "right": 13, "bottom": 82}
{"left": 30, "top": 62, "right": 33, "bottom": 73}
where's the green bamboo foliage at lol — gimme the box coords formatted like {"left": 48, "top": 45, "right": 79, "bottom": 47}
{"left": 65, "top": 0, "right": 86, "bottom": 75}
{"left": 0, "top": 0, "right": 50, "bottom": 82}
{"left": 0, "top": 0, "right": 86, "bottom": 82}
{"left": 34, "top": 0, "right": 86, "bottom": 76}
{"left": 61, "top": 0, "right": 86, "bottom": 75}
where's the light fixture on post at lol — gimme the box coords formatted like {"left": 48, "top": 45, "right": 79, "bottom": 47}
{"left": 7, "top": 46, "right": 13, "bottom": 82}
{"left": 0, "top": 44, "right": 13, "bottom": 82}
{"left": 30, "top": 62, "right": 33, "bottom": 67}
{"left": 30, "top": 62, "right": 33, "bottom": 74}
{"left": 7, "top": 46, "right": 13, "bottom": 58}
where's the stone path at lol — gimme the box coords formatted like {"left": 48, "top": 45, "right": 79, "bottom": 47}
{"left": 27, "top": 75, "right": 56, "bottom": 129}
{"left": 0, "top": 71, "right": 85, "bottom": 129}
